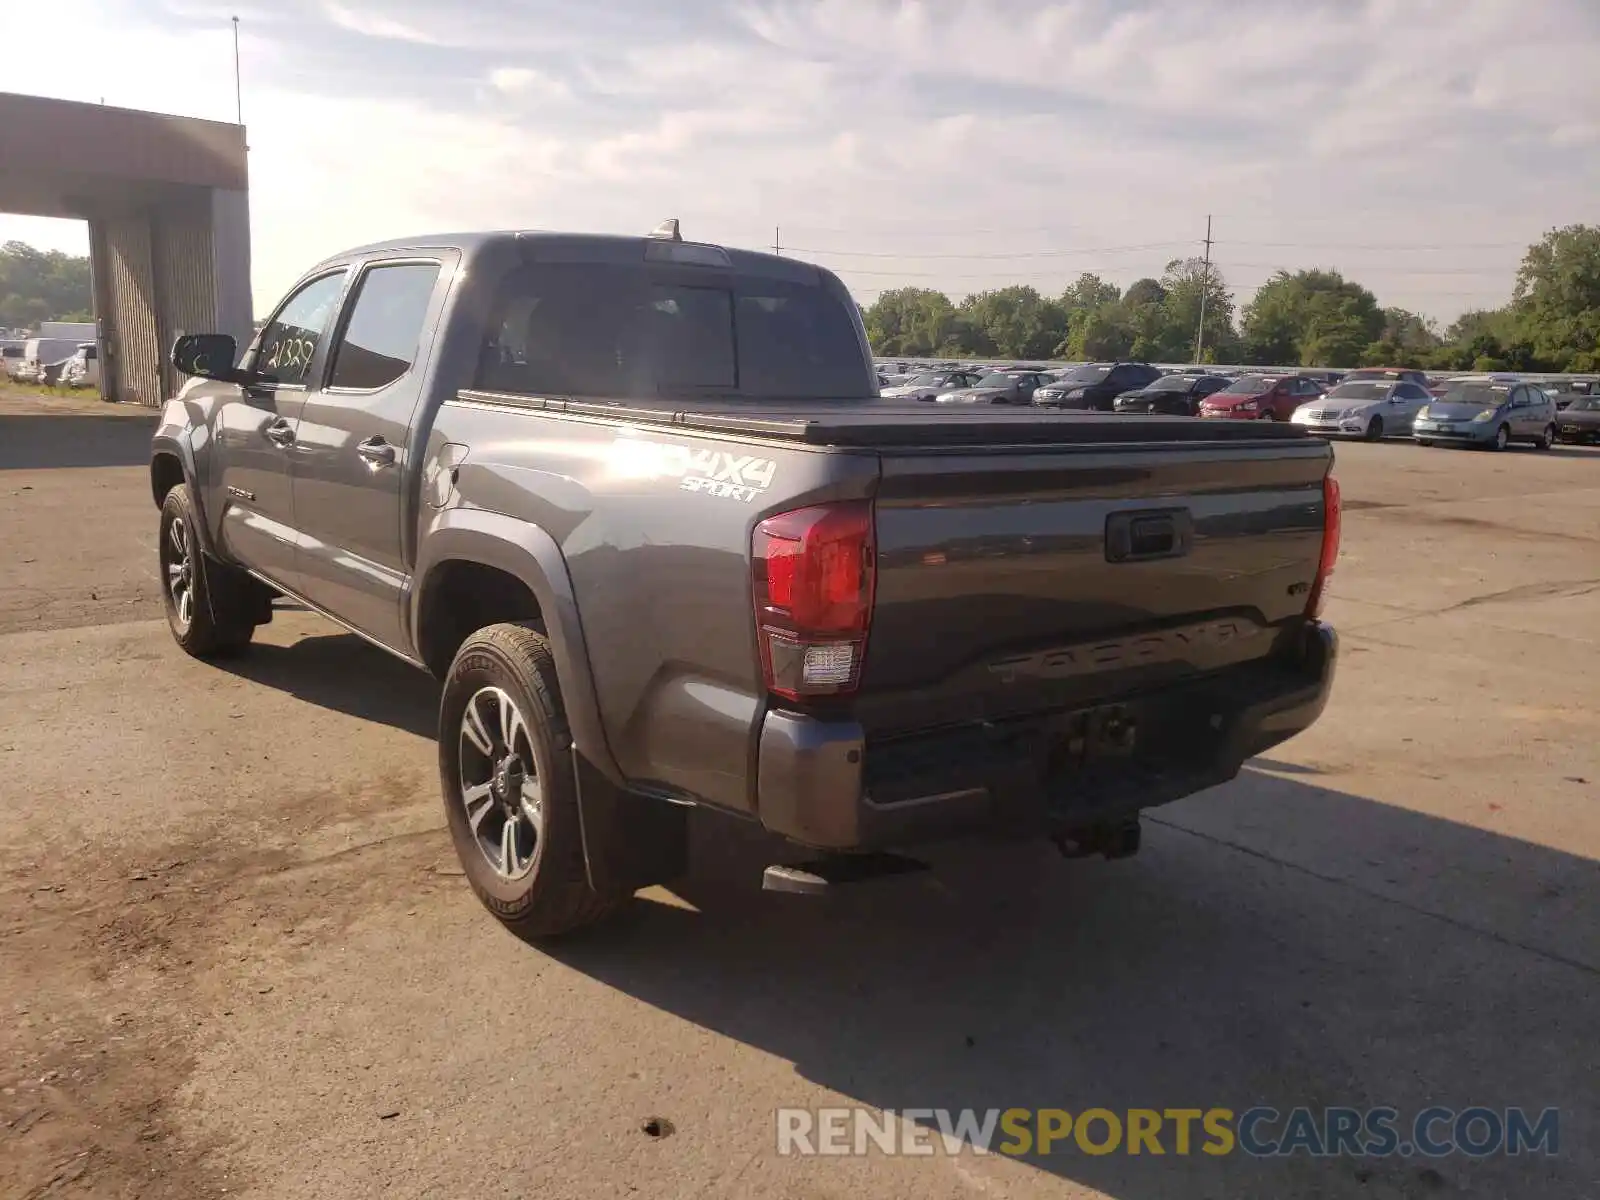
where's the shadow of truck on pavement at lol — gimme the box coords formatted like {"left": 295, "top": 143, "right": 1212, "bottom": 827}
{"left": 203, "top": 621, "right": 1597, "bottom": 1199}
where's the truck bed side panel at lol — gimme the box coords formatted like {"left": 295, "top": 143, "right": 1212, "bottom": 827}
{"left": 427, "top": 397, "right": 877, "bottom": 813}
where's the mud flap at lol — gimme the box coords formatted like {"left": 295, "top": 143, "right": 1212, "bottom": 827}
{"left": 572, "top": 748, "right": 688, "bottom": 894}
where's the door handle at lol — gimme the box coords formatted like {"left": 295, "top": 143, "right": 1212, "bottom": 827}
{"left": 263, "top": 419, "right": 295, "bottom": 447}
{"left": 357, "top": 437, "right": 397, "bottom": 468}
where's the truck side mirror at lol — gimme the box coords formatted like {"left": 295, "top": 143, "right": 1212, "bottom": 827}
{"left": 171, "top": 333, "right": 242, "bottom": 382}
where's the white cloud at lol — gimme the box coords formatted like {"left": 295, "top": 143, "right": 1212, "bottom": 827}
{"left": 323, "top": 3, "right": 443, "bottom": 44}
{"left": 1, "top": 0, "right": 1597, "bottom": 321}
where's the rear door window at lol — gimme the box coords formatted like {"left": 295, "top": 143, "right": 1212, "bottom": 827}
{"left": 328, "top": 262, "right": 442, "bottom": 391}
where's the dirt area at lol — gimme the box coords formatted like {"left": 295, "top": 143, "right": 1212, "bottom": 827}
{"left": 1, "top": 392, "right": 1597, "bottom": 1199}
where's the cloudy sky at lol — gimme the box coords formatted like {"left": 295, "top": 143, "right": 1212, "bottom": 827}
{"left": 4, "top": 0, "right": 1597, "bottom": 324}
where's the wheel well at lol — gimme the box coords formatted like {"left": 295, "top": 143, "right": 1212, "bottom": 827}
{"left": 418, "top": 560, "right": 543, "bottom": 678}
{"left": 151, "top": 453, "right": 185, "bottom": 508}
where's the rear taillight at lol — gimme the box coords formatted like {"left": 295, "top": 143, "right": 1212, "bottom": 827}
{"left": 751, "top": 501, "right": 876, "bottom": 701}
{"left": 1306, "top": 472, "right": 1341, "bottom": 619}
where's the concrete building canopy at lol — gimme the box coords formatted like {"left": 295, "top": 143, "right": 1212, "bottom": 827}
{"left": 0, "top": 92, "right": 252, "bottom": 405}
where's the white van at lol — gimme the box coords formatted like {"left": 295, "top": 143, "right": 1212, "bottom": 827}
{"left": 14, "top": 337, "right": 82, "bottom": 385}
{"left": 61, "top": 342, "right": 101, "bottom": 390}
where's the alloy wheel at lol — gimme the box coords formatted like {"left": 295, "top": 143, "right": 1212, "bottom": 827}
{"left": 457, "top": 686, "right": 544, "bottom": 880}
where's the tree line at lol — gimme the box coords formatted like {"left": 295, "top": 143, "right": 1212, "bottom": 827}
{"left": 0, "top": 241, "right": 93, "bottom": 329}
{"left": 863, "top": 225, "right": 1600, "bottom": 373}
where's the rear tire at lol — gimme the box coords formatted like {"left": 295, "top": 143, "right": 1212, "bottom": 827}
{"left": 1364, "top": 415, "right": 1384, "bottom": 441}
{"left": 438, "top": 623, "right": 624, "bottom": 939}
{"left": 158, "top": 485, "right": 258, "bottom": 658}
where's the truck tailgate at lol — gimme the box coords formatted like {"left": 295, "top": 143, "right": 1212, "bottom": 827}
{"left": 855, "top": 438, "right": 1332, "bottom": 738}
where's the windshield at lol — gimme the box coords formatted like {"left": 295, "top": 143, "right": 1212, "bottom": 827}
{"left": 1343, "top": 369, "right": 1406, "bottom": 382}
{"left": 1436, "top": 382, "right": 1512, "bottom": 408}
{"left": 977, "top": 372, "right": 1021, "bottom": 387}
{"left": 1146, "top": 374, "right": 1194, "bottom": 392}
{"left": 1326, "top": 382, "right": 1393, "bottom": 401}
{"left": 1219, "top": 376, "right": 1276, "bottom": 396}
{"left": 1059, "top": 365, "right": 1111, "bottom": 384}
{"left": 901, "top": 373, "right": 946, "bottom": 387}
{"left": 474, "top": 263, "right": 869, "bottom": 399}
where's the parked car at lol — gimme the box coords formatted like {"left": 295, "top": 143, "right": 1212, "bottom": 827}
{"left": 1, "top": 342, "right": 23, "bottom": 378}
{"left": 1033, "top": 362, "right": 1163, "bottom": 410}
{"left": 1113, "top": 373, "right": 1231, "bottom": 416}
{"left": 880, "top": 370, "right": 985, "bottom": 401}
{"left": 1340, "top": 367, "right": 1429, "bottom": 388}
{"left": 149, "top": 224, "right": 1339, "bottom": 936}
{"left": 15, "top": 336, "right": 84, "bottom": 386}
{"left": 1555, "top": 395, "right": 1600, "bottom": 444}
{"left": 1543, "top": 379, "right": 1594, "bottom": 409}
{"left": 937, "top": 369, "right": 1050, "bottom": 405}
{"left": 1199, "top": 373, "right": 1323, "bottom": 422}
{"left": 1412, "top": 377, "right": 1558, "bottom": 450}
{"left": 60, "top": 342, "right": 100, "bottom": 390}
{"left": 1290, "top": 378, "right": 1432, "bottom": 440}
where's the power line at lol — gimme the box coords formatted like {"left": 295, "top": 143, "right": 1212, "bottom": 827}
{"left": 780, "top": 240, "right": 1191, "bottom": 261}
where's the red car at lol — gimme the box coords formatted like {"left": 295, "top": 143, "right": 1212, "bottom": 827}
{"left": 1198, "top": 373, "right": 1323, "bottom": 421}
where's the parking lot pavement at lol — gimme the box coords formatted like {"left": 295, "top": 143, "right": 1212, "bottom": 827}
{"left": 1, "top": 401, "right": 1596, "bottom": 1200}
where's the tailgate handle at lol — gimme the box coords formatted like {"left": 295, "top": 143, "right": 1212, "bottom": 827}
{"left": 1105, "top": 508, "right": 1192, "bottom": 563}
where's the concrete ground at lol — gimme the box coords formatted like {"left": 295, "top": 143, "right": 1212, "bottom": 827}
{"left": 1, "top": 390, "right": 1597, "bottom": 1200}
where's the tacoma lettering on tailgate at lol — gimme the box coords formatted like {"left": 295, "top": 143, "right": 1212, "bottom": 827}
{"left": 988, "top": 619, "right": 1264, "bottom": 684}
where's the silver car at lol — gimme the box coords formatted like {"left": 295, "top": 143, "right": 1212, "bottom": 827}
{"left": 1291, "top": 379, "right": 1433, "bottom": 440}
{"left": 880, "top": 369, "right": 984, "bottom": 402}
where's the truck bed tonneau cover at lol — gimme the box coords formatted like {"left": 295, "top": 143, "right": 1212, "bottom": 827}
{"left": 454, "top": 390, "right": 1316, "bottom": 448}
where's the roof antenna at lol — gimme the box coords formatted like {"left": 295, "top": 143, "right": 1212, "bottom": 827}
{"left": 649, "top": 218, "right": 682, "bottom": 242}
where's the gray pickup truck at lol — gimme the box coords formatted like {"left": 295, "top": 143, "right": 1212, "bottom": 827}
{"left": 150, "top": 223, "right": 1340, "bottom": 937}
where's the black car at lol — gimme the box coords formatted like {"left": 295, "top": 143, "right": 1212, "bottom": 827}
{"left": 1034, "top": 361, "right": 1163, "bottom": 410}
{"left": 1113, "top": 373, "right": 1232, "bottom": 416}
{"left": 1556, "top": 396, "right": 1600, "bottom": 443}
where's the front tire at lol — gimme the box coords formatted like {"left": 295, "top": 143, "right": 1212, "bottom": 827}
{"left": 438, "top": 624, "right": 624, "bottom": 939}
{"left": 1491, "top": 424, "right": 1510, "bottom": 452}
{"left": 158, "top": 485, "right": 258, "bottom": 658}
{"left": 1364, "top": 415, "right": 1384, "bottom": 441}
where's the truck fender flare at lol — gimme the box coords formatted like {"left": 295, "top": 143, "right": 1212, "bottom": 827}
{"left": 412, "top": 509, "right": 624, "bottom": 787}
{"left": 150, "top": 418, "right": 221, "bottom": 560}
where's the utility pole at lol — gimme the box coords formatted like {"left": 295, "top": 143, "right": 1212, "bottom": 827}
{"left": 1194, "top": 213, "right": 1213, "bottom": 364}
{"left": 231, "top": 16, "right": 243, "bottom": 126}
{"left": 773, "top": 226, "right": 781, "bottom": 256}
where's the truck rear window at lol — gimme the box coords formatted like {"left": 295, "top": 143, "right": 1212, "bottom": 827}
{"left": 475, "top": 263, "right": 869, "bottom": 400}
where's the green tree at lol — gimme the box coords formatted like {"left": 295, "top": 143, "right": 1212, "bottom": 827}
{"left": 1160, "top": 257, "right": 1238, "bottom": 363}
{"left": 862, "top": 287, "right": 958, "bottom": 355}
{"left": 1240, "top": 269, "right": 1383, "bottom": 367}
{"left": 0, "top": 241, "right": 92, "bottom": 328}
{"left": 957, "top": 286, "right": 1068, "bottom": 359}
{"left": 1511, "top": 224, "right": 1600, "bottom": 370}
{"left": 1060, "top": 272, "right": 1120, "bottom": 311}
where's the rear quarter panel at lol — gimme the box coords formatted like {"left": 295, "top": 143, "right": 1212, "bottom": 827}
{"left": 426, "top": 398, "right": 880, "bottom": 813}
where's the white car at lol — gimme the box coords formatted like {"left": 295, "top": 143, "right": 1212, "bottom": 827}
{"left": 880, "top": 369, "right": 985, "bottom": 401}
{"left": 1291, "top": 378, "right": 1434, "bottom": 440}
{"left": 60, "top": 342, "right": 101, "bottom": 390}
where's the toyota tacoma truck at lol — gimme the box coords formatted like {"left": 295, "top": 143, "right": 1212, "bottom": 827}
{"left": 150, "top": 222, "right": 1340, "bottom": 938}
